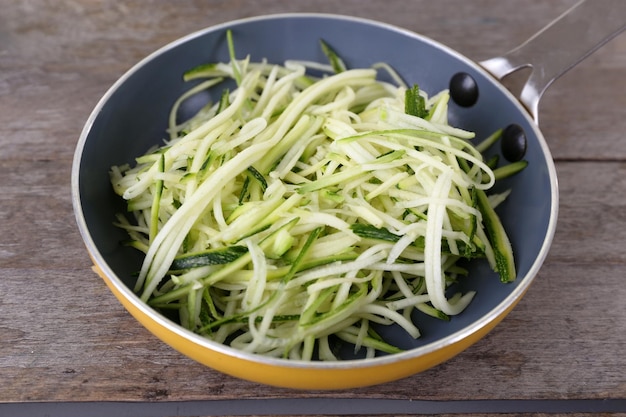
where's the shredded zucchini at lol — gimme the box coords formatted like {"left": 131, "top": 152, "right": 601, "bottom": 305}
{"left": 109, "top": 31, "right": 524, "bottom": 360}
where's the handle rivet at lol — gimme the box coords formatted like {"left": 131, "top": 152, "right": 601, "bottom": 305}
{"left": 450, "top": 72, "right": 479, "bottom": 107}
{"left": 501, "top": 123, "right": 527, "bottom": 162}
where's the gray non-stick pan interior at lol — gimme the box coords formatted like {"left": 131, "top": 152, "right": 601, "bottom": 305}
{"left": 76, "top": 14, "right": 556, "bottom": 356}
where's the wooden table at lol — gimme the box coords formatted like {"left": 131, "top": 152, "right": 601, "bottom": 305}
{"left": 1, "top": 1, "right": 625, "bottom": 415}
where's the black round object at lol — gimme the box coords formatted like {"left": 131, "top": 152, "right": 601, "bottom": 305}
{"left": 501, "top": 123, "right": 528, "bottom": 162}
{"left": 449, "top": 72, "right": 479, "bottom": 107}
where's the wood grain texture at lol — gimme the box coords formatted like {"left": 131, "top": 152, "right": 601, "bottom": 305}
{"left": 1, "top": 0, "right": 625, "bottom": 411}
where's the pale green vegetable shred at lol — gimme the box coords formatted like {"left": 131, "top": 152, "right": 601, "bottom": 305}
{"left": 110, "top": 33, "right": 518, "bottom": 360}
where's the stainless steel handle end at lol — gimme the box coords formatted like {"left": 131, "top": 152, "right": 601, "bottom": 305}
{"left": 480, "top": 0, "right": 626, "bottom": 123}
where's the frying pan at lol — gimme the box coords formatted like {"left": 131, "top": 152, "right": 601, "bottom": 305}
{"left": 72, "top": 0, "right": 626, "bottom": 389}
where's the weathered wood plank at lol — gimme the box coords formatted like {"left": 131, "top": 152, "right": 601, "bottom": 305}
{"left": 1, "top": 0, "right": 625, "bottom": 409}
{"left": 1, "top": 161, "right": 624, "bottom": 402}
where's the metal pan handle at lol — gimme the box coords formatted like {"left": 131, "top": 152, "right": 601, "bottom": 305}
{"left": 480, "top": 0, "right": 626, "bottom": 122}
